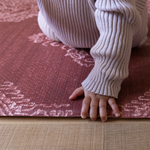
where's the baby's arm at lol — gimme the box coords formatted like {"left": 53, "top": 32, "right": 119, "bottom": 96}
{"left": 70, "top": 0, "right": 141, "bottom": 122}
{"left": 82, "top": 0, "right": 141, "bottom": 99}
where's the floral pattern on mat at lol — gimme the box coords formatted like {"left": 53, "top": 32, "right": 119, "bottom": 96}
{"left": 117, "top": 90, "right": 150, "bottom": 118}
{"left": 28, "top": 33, "right": 94, "bottom": 67}
{"left": 0, "top": 0, "right": 150, "bottom": 118}
{"left": 0, "top": 0, "right": 39, "bottom": 22}
{"left": 0, "top": 81, "right": 73, "bottom": 116}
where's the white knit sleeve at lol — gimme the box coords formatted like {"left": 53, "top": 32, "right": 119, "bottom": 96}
{"left": 81, "top": 0, "right": 141, "bottom": 99}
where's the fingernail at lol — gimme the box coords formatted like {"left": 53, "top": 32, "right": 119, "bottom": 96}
{"left": 102, "top": 116, "right": 107, "bottom": 122}
{"left": 116, "top": 113, "right": 120, "bottom": 117}
{"left": 69, "top": 95, "right": 72, "bottom": 99}
{"left": 81, "top": 114, "right": 86, "bottom": 119}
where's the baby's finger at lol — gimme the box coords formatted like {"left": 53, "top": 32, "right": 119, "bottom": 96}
{"left": 81, "top": 96, "right": 91, "bottom": 119}
{"left": 69, "top": 87, "right": 84, "bottom": 100}
{"left": 108, "top": 98, "right": 120, "bottom": 117}
{"left": 90, "top": 97, "right": 99, "bottom": 121}
{"left": 99, "top": 99, "right": 107, "bottom": 122}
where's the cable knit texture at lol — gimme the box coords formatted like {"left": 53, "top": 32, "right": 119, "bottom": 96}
{"left": 37, "top": 0, "right": 148, "bottom": 99}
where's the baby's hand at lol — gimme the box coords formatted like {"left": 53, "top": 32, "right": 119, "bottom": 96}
{"left": 69, "top": 86, "right": 121, "bottom": 122}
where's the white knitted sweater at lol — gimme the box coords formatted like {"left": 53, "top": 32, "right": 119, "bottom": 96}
{"left": 37, "top": 0, "right": 148, "bottom": 99}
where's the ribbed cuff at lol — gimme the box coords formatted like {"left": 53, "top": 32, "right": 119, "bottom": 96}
{"left": 81, "top": 73, "right": 121, "bottom": 99}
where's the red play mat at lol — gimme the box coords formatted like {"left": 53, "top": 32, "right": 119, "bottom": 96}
{"left": 0, "top": 0, "right": 150, "bottom": 118}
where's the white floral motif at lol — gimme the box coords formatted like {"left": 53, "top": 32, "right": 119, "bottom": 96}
{"left": 0, "top": 0, "right": 39, "bottom": 22}
{"left": 1, "top": 80, "right": 150, "bottom": 118}
{"left": 0, "top": 81, "right": 73, "bottom": 116}
{"left": 28, "top": 33, "right": 94, "bottom": 67}
{"left": 117, "top": 89, "right": 150, "bottom": 118}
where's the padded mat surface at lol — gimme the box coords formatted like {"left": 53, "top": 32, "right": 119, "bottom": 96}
{"left": 0, "top": 0, "right": 150, "bottom": 118}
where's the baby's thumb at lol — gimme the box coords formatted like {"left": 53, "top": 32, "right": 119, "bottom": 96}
{"left": 69, "top": 87, "right": 84, "bottom": 100}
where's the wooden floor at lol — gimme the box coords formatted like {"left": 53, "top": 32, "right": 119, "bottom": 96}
{"left": 0, "top": 117, "right": 150, "bottom": 150}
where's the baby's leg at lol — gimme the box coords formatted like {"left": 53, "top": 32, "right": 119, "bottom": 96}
{"left": 132, "top": 3, "right": 148, "bottom": 48}
{"left": 38, "top": 11, "right": 60, "bottom": 42}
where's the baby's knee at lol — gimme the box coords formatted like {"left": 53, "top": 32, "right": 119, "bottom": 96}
{"left": 37, "top": 11, "right": 60, "bottom": 42}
